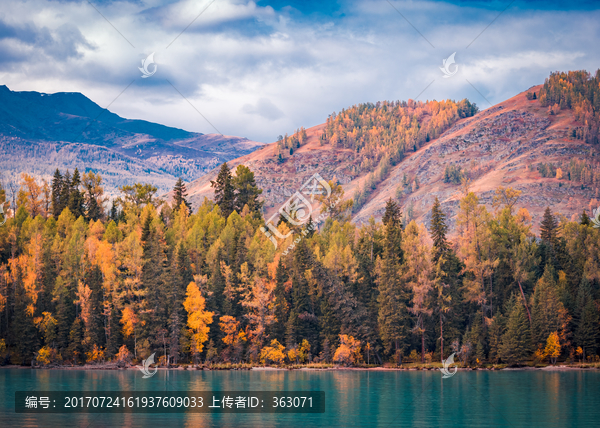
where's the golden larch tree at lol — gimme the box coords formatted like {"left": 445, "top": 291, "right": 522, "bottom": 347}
{"left": 183, "top": 281, "right": 214, "bottom": 362}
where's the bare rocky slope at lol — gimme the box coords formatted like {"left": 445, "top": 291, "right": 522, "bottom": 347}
{"left": 186, "top": 85, "right": 598, "bottom": 234}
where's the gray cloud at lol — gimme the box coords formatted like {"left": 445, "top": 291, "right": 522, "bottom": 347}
{"left": 242, "top": 97, "right": 285, "bottom": 121}
{"left": 0, "top": 0, "right": 599, "bottom": 143}
{"left": 0, "top": 17, "right": 94, "bottom": 69}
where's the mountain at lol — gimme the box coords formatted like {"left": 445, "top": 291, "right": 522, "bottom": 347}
{"left": 0, "top": 85, "right": 264, "bottom": 196}
{"left": 186, "top": 84, "right": 598, "bottom": 235}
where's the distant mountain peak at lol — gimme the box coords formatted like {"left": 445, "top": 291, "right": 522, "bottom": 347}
{"left": 0, "top": 86, "right": 265, "bottom": 198}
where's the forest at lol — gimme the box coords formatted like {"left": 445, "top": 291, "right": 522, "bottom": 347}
{"left": 0, "top": 162, "right": 598, "bottom": 368}
{"left": 317, "top": 98, "right": 478, "bottom": 212}
{"left": 538, "top": 69, "right": 600, "bottom": 146}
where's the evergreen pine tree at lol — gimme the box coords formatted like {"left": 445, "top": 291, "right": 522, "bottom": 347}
{"left": 84, "top": 265, "right": 105, "bottom": 349}
{"left": 381, "top": 198, "right": 403, "bottom": 260}
{"left": 86, "top": 190, "right": 102, "bottom": 221}
{"left": 580, "top": 210, "right": 591, "bottom": 226}
{"left": 232, "top": 165, "right": 263, "bottom": 216}
{"left": 272, "top": 257, "right": 290, "bottom": 343}
{"left": 55, "top": 294, "right": 73, "bottom": 354}
{"left": 109, "top": 201, "right": 118, "bottom": 222}
{"left": 173, "top": 178, "right": 192, "bottom": 214}
{"left": 105, "top": 307, "right": 122, "bottom": 357}
{"left": 51, "top": 169, "right": 64, "bottom": 218}
{"left": 287, "top": 240, "right": 319, "bottom": 347}
{"left": 12, "top": 279, "right": 40, "bottom": 364}
{"left": 539, "top": 206, "right": 559, "bottom": 268}
{"left": 540, "top": 206, "right": 558, "bottom": 246}
{"left": 60, "top": 170, "right": 72, "bottom": 214}
{"left": 429, "top": 196, "right": 448, "bottom": 263}
{"left": 574, "top": 278, "right": 599, "bottom": 360}
{"left": 499, "top": 294, "right": 532, "bottom": 365}
{"left": 318, "top": 297, "right": 340, "bottom": 355}
{"left": 68, "top": 318, "right": 84, "bottom": 364}
{"left": 305, "top": 215, "right": 316, "bottom": 237}
{"left": 377, "top": 198, "right": 408, "bottom": 357}
{"left": 488, "top": 315, "right": 505, "bottom": 364}
{"left": 531, "top": 264, "right": 568, "bottom": 348}
{"left": 382, "top": 198, "right": 401, "bottom": 228}
{"left": 139, "top": 219, "right": 170, "bottom": 350}
{"left": 67, "top": 168, "right": 85, "bottom": 218}
{"left": 210, "top": 163, "right": 235, "bottom": 218}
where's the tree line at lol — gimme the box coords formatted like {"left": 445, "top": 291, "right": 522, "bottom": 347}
{"left": 0, "top": 164, "right": 598, "bottom": 367}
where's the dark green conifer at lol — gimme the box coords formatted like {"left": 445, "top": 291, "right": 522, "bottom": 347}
{"left": 429, "top": 197, "right": 448, "bottom": 262}
{"left": 210, "top": 163, "right": 235, "bottom": 218}
{"left": 173, "top": 178, "right": 192, "bottom": 214}
{"left": 51, "top": 169, "right": 64, "bottom": 218}
{"left": 232, "top": 165, "right": 263, "bottom": 216}
{"left": 67, "top": 168, "right": 85, "bottom": 218}
{"left": 580, "top": 210, "right": 590, "bottom": 226}
{"left": 499, "top": 294, "right": 532, "bottom": 365}
{"left": 574, "top": 278, "right": 599, "bottom": 360}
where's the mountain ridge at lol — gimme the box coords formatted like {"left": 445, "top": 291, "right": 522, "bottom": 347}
{"left": 186, "top": 84, "right": 598, "bottom": 235}
{"left": 0, "top": 85, "right": 265, "bottom": 196}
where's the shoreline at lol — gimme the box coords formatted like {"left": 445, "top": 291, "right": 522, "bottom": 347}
{"left": 1, "top": 364, "right": 598, "bottom": 372}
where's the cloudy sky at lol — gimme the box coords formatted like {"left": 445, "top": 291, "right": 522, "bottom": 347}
{"left": 1, "top": 0, "right": 599, "bottom": 143}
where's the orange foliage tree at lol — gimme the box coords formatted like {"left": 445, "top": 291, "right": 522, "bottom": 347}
{"left": 333, "top": 335, "right": 361, "bottom": 366}
{"left": 183, "top": 281, "right": 214, "bottom": 363}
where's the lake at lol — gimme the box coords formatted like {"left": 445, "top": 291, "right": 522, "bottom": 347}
{"left": 1, "top": 368, "right": 599, "bottom": 427}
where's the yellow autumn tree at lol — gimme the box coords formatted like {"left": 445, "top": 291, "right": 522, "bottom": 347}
{"left": 86, "top": 344, "right": 105, "bottom": 363}
{"left": 18, "top": 173, "right": 43, "bottom": 217}
{"left": 183, "top": 281, "right": 214, "bottom": 362}
{"left": 115, "top": 345, "right": 131, "bottom": 363}
{"left": 333, "top": 334, "right": 361, "bottom": 366}
{"left": 74, "top": 281, "right": 93, "bottom": 347}
{"left": 544, "top": 331, "right": 561, "bottom": 365}
{"left": 492, "top": 186, "right": 522, "bottom": 214}
{"left": 35, "top": 311, "right": 57, "bottom": 346}
{"left": 259, "top": 339, "right": 286, "bottom": 365}
{"left": 37, "top": 346, "right": 54, "bottom": 366}
{"left": 21, "top": 231, "right": 44, "bottom": 317}
{"left": 120, "top": 306, "right": 139, "bottom": 358}
{"left": 287, "top": 347, "right": 299, "bottom": 364}
{"left": 298, "top": 339, "right": 311, "bottom": 363}
{"left": 219, "top": 315, "right": 246, "bottom": 362}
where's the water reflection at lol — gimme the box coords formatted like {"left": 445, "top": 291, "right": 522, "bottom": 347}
{"left": 1, "top": 369, "right": 599, "bottom": 427}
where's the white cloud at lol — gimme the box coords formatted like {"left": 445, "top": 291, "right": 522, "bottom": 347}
{"left": 0, "top": 0, "right": 599, "bottom": 142}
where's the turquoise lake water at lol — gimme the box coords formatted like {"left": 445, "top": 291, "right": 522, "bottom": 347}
{"left": 1, "top": 368, "right": 599, "bottom": 427}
